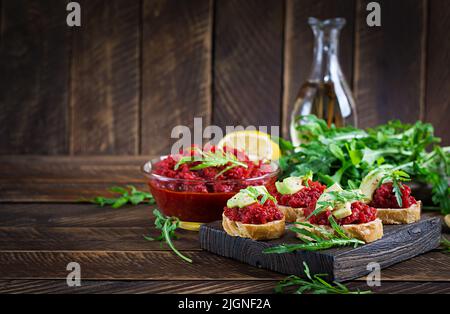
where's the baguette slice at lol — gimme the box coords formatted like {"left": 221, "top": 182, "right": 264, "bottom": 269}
{"left": 296, "top": 218, "right": 383, "bottom": 243}
{"left": 222, "top": 213, "right": 285, "bottom": 240}
{"left": 278, "top": 205, "right": 305, "bottom": 223}
{"left": 376, "top": 201, "right": 421, "bottom": 224}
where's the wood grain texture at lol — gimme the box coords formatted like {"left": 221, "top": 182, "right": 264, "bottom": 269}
{"left": 0, "top": 249, "right": 448, "bottom": 282}
{"left": 1, "top": 279, "right": 449, "bottom": 294}
{"left": 0, "top": 155, "right": 150, "bottom": 182}
{"left": 70, "top": 0, "right": 140, "bottom": 155}
{"left": 200, "top": 215, "right": 442, "bottom": 281}
{"left": 0, "top": 279, "right": 278, "bottom": 294}
{"left": 213, "top": 0, "right": 283, "bottom": 130}
{"left": 0, "top": 203, "right": 196, "bottom": 251}
{"left": 0, "top": 156, "right": 151, "bottom": 201}
{"left": 0, "top": 203, "right": 448, "bottom": 289}
{"left": 354, "top": 0, "right": 427, "bottom": 127}
{"left": 282, "top": 0, "right": 355, "bottom": 137}
{"left": 0, "top": 227, "right": 199, "bottom": 251}
{"left": 356, "top": 251, "right": 450, "bottom": 282}
{"left": 0, "top": 183, "right": 149, "bottom": 202}
{"left": 0, "top": 0, "right": 70, "bottom": 154}
{"left": 0, "top": 203, "right": 154, "bottom": 227}
{"left": 141, "top": 0, "right": 212, "bottom": 155}
{"left": 425, "top": 0, "right": 450, "bottom": 145}
{"left": 0, "top": 204, "right": 198, "bottom": 251}
{"left": 0, "top": 250, "right": 283, "bottom": 280}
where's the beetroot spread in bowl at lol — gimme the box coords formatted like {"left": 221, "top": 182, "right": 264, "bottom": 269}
{"left": 142, "top": 146, "right": 279, "bottom": 222}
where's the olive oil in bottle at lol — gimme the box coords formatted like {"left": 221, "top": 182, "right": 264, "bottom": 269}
{"left": 290, "top": 18, "right": 356, "bottom": 146}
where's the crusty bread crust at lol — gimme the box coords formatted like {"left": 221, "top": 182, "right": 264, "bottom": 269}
{"left": 222, "top": 213, "right": 285, "bottom": 240}
{"left": 295, "top": 218, "right": 383, "bottom": 243}
{"left": 445, "top": 214, "right": 450, "bottom": 229}
{"left": 341, "top": 219, "right": 383, "bottom": 243}
{"left": 278, "top": 205, "right": 305, "bottom": 223}
{"left": 376, "top": 201, "right": 421, "bottom": 224}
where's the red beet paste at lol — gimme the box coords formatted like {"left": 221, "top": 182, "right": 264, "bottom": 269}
{"left": 370, "top": 182, "right": 417, "bottom": 208}
{"left": 224, "top": 200, "right": 283, "bottom": 224}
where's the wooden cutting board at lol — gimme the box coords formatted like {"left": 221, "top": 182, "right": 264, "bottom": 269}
{"left": 199, "top": 214, "right": 442, "bottom": 281}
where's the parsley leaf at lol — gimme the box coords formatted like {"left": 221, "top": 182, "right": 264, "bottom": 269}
{"left": 90, "top": 185, "right": 155, "bottom": 208}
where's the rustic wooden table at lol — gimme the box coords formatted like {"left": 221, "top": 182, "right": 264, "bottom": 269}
{"left": 0, "top": 156, "right": 449, "bottom": 294}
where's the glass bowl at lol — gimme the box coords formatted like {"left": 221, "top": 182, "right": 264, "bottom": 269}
{"left": 142, "top": 157, "right": 280, "bottom": 224}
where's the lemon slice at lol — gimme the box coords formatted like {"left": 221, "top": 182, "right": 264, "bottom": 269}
{"left": 218, "top": 130, "right": 281, "bottom": 161}
{"left": 179, "top": 221, "right": 202, "bottom": 231}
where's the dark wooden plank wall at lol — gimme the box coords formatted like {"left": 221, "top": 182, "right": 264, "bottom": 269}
{"left": 141, "top": 0, "right": 212, "bottom": 154}
{"left": 213, "top": 0, "right": 283, "bottom": 130}
{"left": 425, "top": 0, "right": 450, "bottom": 145}
{"left": 0, "top": 0, "right": 70, "bottom": 154}
{"left": 282, "top": 0, "right": 355, "bottom": 136}
{"left": 0, "top": 0, "right": 449, "bottom": 157}
{"left": 354, "top": 0, "right": 427, "bottom": 127}
{"left": 70, "top": 0, "right": 140, "bottom": 155}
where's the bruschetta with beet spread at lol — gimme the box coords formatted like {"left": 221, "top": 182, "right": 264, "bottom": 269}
{"left": 271, "top": 173, "right": 326, "bottom": 222}
{"left": 298, "top": 183, "right": 383, "bottom": 243}
{"left": 360, "top": 169, "right": 421, "bottom": 224}
{"left": 222, "top": 186, "right": 285, "bottom": 240}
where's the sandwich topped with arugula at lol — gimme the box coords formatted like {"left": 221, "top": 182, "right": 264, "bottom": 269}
{"left": 360, "top": 168, "right": 421, "bottom": 224}
{"left": 222, "top": 186, "right": 285, "bottom": 240}
{"left": 271, "top": 172, "right": 326, "bottom": 222}
{"left": 298, "top": 183, "right": 383, "bottom": 243}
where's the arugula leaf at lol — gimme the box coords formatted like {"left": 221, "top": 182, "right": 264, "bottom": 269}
{"left": 441, "top": 237, "right": 450, "bottom": 254}
{"left": 329, "top": 143, "right": 345, "bottom": 161}
{"left": 174, "top": 147, "right": 248, "bottom": 177}
{"left": 275, "top": 262, "right": 371, "bottom": 294}
{"left": 328, "top": 216, "right": 350, "bottom": 239}
{"left": 239, "top": 186, "right": 277, "bottom": 205}
{"left": 306, "top": 190, "right": 365, "bottom": 220}
{"left": 90, "top": 185, "right": 155, "bottom": 208}
{"left": 284, "top": 115, "right": 450, "bottom": 214}
{"left": 144, "top": 209, "right": 192, "bottom": 263}
{"left": 263, "top": 216, "right": 364, "bottom": 253}
{"left": 378, "top": 170, "right": 411, "bottom": 207}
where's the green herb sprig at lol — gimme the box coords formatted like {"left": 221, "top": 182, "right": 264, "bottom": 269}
{"left": 307, "top": 190, "right": 365, "bottom": 219}
{"left": 441, "top": 237, "right": 450, "bottom": 254}
{"left": 263, "top": 216, "right": 364, "bottom": 253}
{"left": 240, "top": 186, "right": 277, "bottom": 205}
{"left": 174, "top": 147, "right": 248, "bottom": 177}
{"left": 275, "top": 262, "right": 371, "bottom": 294}
{"left": 91, "top": 185, "right": 155, "bottom": 208}
{"left": 144, "top": 209, "right": 192, "bottom": 263}
{"left": 380, "top": 170, "right": 411, "bottom": 207}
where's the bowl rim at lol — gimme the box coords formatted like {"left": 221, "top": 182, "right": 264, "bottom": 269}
{"left": 141, "top": 156, "right": 280, "bottom": 184}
